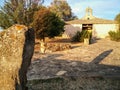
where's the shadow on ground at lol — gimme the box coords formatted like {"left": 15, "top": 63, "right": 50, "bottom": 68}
{"left": 27, "top": 49, "right": 120, "bottom": 90}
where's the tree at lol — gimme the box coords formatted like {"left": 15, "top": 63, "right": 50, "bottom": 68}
{"left": 32, "top": 8, "right": 65, "bottom": 41}
{"left": 49, "top": 0, "right": 77, "bottom": 21}
{"left": 0, "top": 0, "right": 44, "bottom": 29}
{"left": 115, "top": 13, "right": 120, "bottom": 30}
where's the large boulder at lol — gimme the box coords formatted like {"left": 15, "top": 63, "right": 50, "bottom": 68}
{"left": 0, "top": 25, "right": 35, "bottom": 90}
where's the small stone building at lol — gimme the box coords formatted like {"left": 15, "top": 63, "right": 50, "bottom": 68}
{"left": 64, "top": 7, "right": 119, "bottom": 38}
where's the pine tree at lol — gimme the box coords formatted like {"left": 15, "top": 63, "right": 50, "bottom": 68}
{"left": 0, "top": 0, "right": 44, "bottom": 29}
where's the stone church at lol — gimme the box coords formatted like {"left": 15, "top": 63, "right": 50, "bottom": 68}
{"left": 64, "top": 7, "right": 119, "bottom": 38}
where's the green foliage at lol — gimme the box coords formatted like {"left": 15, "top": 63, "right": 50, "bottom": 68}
{"left": 32, "top": 8, "right": 65, "bottom": 40}
{"left": 0, "top": 0, "right": 44, "bottom": 29}
{"left": 108, "top": 30, "right": 120, "bottom": 41}
{"left": 115, "top": 13, "right": 120, "bottom": 30}
{"left": 0, "top": 11, "right": 13, "bottom": 29}
{"left": 72, "top": 30, "right": 92, "bottom": 42}
{"left": 49, "top": 0, "right": 77, "bottom": 21}
{"left": 83, "top": 30, "right": 92, "bottom": 38}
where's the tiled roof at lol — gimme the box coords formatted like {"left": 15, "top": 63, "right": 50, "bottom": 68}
{"left": 66, "top": 17, "right": 117, "bottom": 24}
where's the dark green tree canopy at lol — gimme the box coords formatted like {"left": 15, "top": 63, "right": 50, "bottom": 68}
{"left": 32, "top": 8, "right": 65, "bottom": 40}
{"left": 0, "top": 0, "right": 44, "bottom": 29}
{"left": 49, "top": 0, "right": 77, "bottom": 21}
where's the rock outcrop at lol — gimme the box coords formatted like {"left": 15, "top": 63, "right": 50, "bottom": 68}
{"left": 0, "top": 25, "right": 35, "bottom": 90}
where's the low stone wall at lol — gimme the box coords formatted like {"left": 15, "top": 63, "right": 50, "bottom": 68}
{"left": 0, "top": 25, "right": 35, "bottom": 90}
{"left": 46, "top": 43, "right": 71, "bottom": 52}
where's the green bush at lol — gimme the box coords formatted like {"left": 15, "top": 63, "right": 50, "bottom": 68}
{"left": 81, "top": 30, "right": 92, "bottom": 42}
{"left": 108, "top": 30, "right": 120, "bottom": 41}
{"left": 72, "top": 30, "right": 92, "bottom": 42}
{"left": 71, "top": 31, "right": 81, "bottom": 42}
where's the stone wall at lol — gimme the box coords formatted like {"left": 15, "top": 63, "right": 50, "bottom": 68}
{"left": 64, "top": 24, "right": 82, "bottom": 38}
{"left": 46, "top": 43, "right": 71, "bottom": 52}
{"left": 0, "top": 25, "right": 35, "bottom": 90}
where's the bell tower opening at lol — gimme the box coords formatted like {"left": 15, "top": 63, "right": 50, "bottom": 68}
{"left": 81, "top": 7, "right": 95, "bottom": 20}
{"left": 86, "top": 7, "right": 93, "bottom": 16}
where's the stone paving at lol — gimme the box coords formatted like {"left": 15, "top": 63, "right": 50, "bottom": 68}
{"left": 27, "top": 39, "right": 120, "bottom": 80}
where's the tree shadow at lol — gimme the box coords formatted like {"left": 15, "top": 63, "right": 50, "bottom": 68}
{"left": 28, "top": 49, "right": 120, "bottom": 81}
{"left": 27, "top": 46, "right": 120, "bottom": 90}
{"left": 89, "top": 49, "right": 113, "bottom": 64}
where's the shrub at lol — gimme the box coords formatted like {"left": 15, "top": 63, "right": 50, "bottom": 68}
{"left": 80, "top": 30, "right": 92, "bottom": 42}
{"left": 71, "top": 31, "right": 81, "bottom": 42}
{"left": 72, "top": 30, "right": 92, "bottom": 42}
{"left": 108, "top": 30, "right": 120, "bottom": 41}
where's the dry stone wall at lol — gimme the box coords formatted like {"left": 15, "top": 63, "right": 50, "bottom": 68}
{"left": 46, "top": 43, "right": 71, "bottom": 52}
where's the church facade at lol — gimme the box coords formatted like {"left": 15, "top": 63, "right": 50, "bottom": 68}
{"left": 64, "top": 7, "right": 119, "bottom": 38}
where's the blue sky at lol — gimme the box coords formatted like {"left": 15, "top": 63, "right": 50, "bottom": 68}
{"left": 43, "top": 0, "right": 120, "bottom": 20}
{"left": 0, "top": 0, "right": 120, "bottom": 20}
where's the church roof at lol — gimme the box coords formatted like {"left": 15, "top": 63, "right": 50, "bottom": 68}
{"left": 66, "top": 18, "right": 117, "bottom": 24}
{"left": 66, "top": 7, "right": 117, "bottom": 24}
